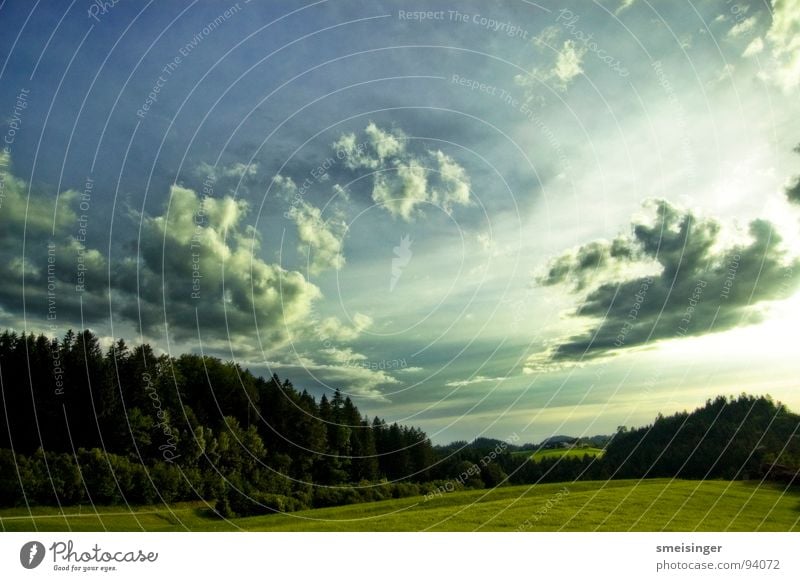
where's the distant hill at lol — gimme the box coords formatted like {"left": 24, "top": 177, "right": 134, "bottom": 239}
{"left": 540, "top": 435, "right": 576, "bottom": 447}
{"left": 580, "top": 434, "right": 613, "bottom": 448}
{"left": 435, "top": 435, "right": 614, "bottom": 454}
{"left": 533, "top": 434, "right": 613, "bottom": 450}
{"left": 471, "top": 437, "right": 516, "bottom": 450}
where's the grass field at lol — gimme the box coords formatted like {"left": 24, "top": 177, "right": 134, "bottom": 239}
{"left": 512, "top": 447, "right": 606, "bottom": 462}
{"left": 2, "top": 479, "right": 798, "bottom": 532}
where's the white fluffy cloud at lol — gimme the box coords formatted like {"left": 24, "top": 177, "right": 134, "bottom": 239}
{"left": 195, "top": 160, "right": 259, "bottom": 181}
{"left": 114, "top": 185, "right": 321, "bottom": 350}
{"left": 742, "top": 37, "right": 764, "bottom": 57}
{"left": 287, "top": 200, "right": 348, "bottom": 275}
{"left": 728, "top": 15, "right": 759, "bottom": 38}
{"left": 1, "top": 157, "right": 316, "bottom": 355}
{"left": 333, "top": 122, "right": 405, "bottom": 171}
{"left": 516, "top": 37, "right": 587, "bottom": 98}
{"left": 552, "top": 40, "right": 587, "bottom": 87}
{"left": 371, "top": 160, "right": 428, "bottom": 220}
{"left": 335, "top": 123, "right": 472, "bottom": 221}
{"left": 317, "top": 312, "right": 373, "bottom": 342}
{"left": 273, "top": 175, "right": 349, "bottom": 275}
{"left": 744, "top": 0, "right": 800, "bottom": 91}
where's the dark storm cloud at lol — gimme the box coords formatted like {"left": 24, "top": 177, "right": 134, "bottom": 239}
{"left": 538, "top": 236, "right": 639, "bottom": 291}
{"left": 789, "top": 179, "right": 800, "bottom": 204}
{"left": 531, "top": 199, "right": 800, "bottom": 368}
{"left": 787, "top": 144, "right": 800, "bottom": 204}
{"left": 0, "top": 158, "right": 110, "bottom": 327}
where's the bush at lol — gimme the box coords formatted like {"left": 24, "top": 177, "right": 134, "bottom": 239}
{"left": 50, "top": 452, "right": 85, "bottom": 505}
{"left": 312, "top": 486, "right": 363, "bottom": 508}
{"left": 251, "top": 492, "right": 304, "bottom": 514}
{"left": 0, "top": 449, "right": 26, "bottom": 506}
{"left": 77, "top": 448, "right": 120, "bottom": 504}
{"left": 127, "top": 462, "right": 156, "bottom": 505}
{"left": 149, "top": 461, "right": 183, "bottom": 503}
{"left": 390, "top": 482, "right": 420, "bottom": 498}
{"left": 419, "top": 479, "right": 465, "bottom": 497}
{"left": 215, "top": 495, "right": 234, "bottom": 518}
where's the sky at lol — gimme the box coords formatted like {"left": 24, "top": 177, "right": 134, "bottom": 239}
{"left": 0, "top": 0, "right": 798, "bottom": 444}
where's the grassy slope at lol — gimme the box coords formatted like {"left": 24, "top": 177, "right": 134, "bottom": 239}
{"left": 1, "top": 479, "right": 797, "bottom": 532}
{"left": 511, "top": 447, "right": 606, "bottom": 462}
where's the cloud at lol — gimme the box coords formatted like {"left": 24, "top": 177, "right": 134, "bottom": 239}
{"left": 712, "top": 63, "right": 736, "bottom": 85}
{"left": 316, "top": 312, "right": 373, "bottom": 342}
{"left": 516, "top": 38, "right": 586, "bottom": 97}
{"left": 552, "top": 40, "right": 587, "bottom": 86}
{"left": 260, "top": 307, "right": 386, "bottom": 398}
{"left": 742, "top": 37, "right": 764, "bottom": 57}
{"left": 372, "top": 161, "right": 428, "bottom": 220}
{"left": 0, "top": 154, "right": 110, "bottom": 326}
{"left": 189, "top": 160, "right": 261, "bottom": 200}
{"left": 271, "top": 353, "right": 400, "bottom": 400}
{"left": 754, "top": 0, "right": 800, "bottom": 91}
{"left": 114, "top": 184, "right": 321, "bottom": 348}
{"left": 433, "top": 150, "right": 471, "bottom": 208}
{"left": 0, "top": 153, "right": 78, "bottom": 240}
{"left": 529, "top": 199, "right": 800, "bottom": 370}
{"left": 0, "top": 157, "right": 325, "bottom": 358}
{"left": 332, "top": 121, "right": 405, "bottom": 171}
{"left": 728, "top": 15, "right": 759, "bottom": 38}
{"left": 195, "top": 160, "right": 259, "bottom": 181}
{"left": 615, "top": 0, "right": 637, "bottom": 16}
{"left": 532, "top": 25, "right": 560, "bottom": 49}
{"left": 444, "top": 375, "right": 508, "bottom": 388}
{"left": 364, "top": 122, "right": 404, "bottom": 162}
{"left": 787, "top": 144, "right": 800, "bottom": 204}
{"left": 397, "top": 366, "right": 424, "bottom": 373}
{"left": 788, "top": 180, "right": 800, "bottom": 203}
{"left": 287, "top": 200, "right": 347, "bottom": 275}
{"left": 335, "top": 123, "right": 472, "bottom": 221}
{"left": 273, "top": 172, "right": 350, "bottom": 277}
{"left": 537, "top": 236, "right": 644, "bottom": 291}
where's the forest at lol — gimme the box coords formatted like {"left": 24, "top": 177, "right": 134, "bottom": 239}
{"left": 1, "top": 329, "right": 798, "bottom": 517}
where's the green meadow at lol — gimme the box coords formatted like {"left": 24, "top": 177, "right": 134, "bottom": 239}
{"left": 2, "top": 479, "right": 797, "bottom": 532}
{"left": 512, "top": 447, "right": 607, "bottom": 462}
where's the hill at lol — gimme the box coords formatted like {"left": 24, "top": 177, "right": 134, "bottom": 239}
{"left": 605, "top": 394, "right": 800, "bottom": 481}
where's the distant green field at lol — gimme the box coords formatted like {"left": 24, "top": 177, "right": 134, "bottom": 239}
{"left": 2, "top": 479, "right": 797, "bottom": 532}
{"left": 511, "top": 446, "right": 606, "bottom": 462}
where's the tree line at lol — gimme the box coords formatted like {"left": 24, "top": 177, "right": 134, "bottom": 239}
{"left": 603, "top": 394, "right": 800, "bottom": 481}
{"left": 1, "top": 329, "right": 798, "bottom": 516}
{"left": 0, "top": 329, "right": 436, "bottom": 515}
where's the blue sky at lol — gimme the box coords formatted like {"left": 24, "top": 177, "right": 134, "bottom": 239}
{"left": 1, "top": 0, "right": 799, "bottom": 443}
